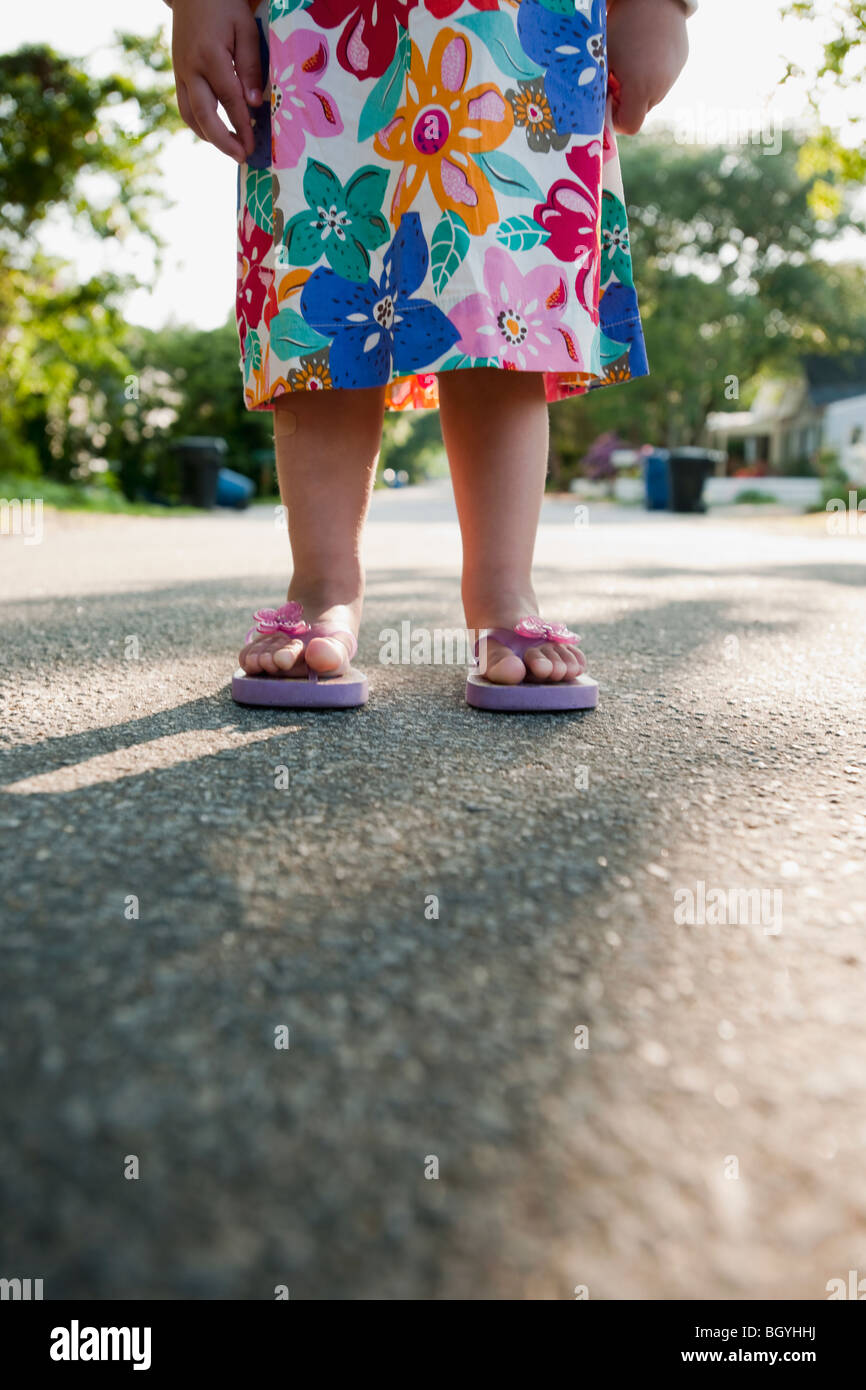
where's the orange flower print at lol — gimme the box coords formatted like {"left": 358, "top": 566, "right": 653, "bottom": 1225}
{"left": 374, "top": 29, "right": 513, "bottom": 236}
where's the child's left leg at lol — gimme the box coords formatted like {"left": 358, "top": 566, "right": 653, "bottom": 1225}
{"left": 437, "top": 367, "right": 587, "bottom": 685}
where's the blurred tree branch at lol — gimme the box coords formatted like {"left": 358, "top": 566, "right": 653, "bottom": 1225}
{"left": 781, "top": 1, "right": 866, "bottom": 212}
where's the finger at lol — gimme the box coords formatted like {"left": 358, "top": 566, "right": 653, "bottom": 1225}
{"left": 210, "top": 55, "right": 256, "bottom": 159}
{"left": 187, "top": 73, "right": 247, "bottom": 163}
{"left": 176, "top": 81, "right": 206, "bottom": 141}
{"left": 613, "top": 86, "right": 649, "bottom": 136}
{"left": 233, "top": 15, "right": 264, "bottom": 105}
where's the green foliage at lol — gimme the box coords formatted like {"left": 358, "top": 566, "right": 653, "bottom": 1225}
{"left": 733, "top": 489, "right": 780, "bottom": 504}
{"left": 0, "top": 37, "right": 180, "bottom": 240}
{"left": 0, "top": 471, "right": 198, "bottom": 515}
{"left": 781, "top": 1, "right": 866, "bottom": 210}
{"left": 549, "top": 135, "right": 866, "bottom": 483}
{"left": 380, "top": 410, "right": 447, "bottom": 483}
{"left": 0, "top": 34, "right": 181, "bottom": 481}
{"left": 114, "top": 319, "right": 274, "bottom": 500}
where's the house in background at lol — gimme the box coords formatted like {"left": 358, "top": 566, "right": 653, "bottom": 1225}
{"left": 705, "top": 355, "right": 866, "bottom": 482}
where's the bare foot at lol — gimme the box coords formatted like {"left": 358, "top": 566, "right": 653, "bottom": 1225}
{"left": 466, "top": 590, "right": 587, "bottom": 685}
{"left": 239, "top": 585, "right": 362, "bottom": 679}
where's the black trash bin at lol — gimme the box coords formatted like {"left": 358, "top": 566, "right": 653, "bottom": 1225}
{"left": 171, "top": 437, "right": 228, "bottom": 509}
{"left": 667, "top": 448, "right": 720, "bottom": 513}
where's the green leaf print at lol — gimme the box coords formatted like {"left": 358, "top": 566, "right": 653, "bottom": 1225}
{"left": 535, "top": 0, "right": 575, "bottom": 13}
{"left": 431, "top": 211, "right": 471, "bottom": 295}
{"left": 282, "top": 159, "right": 389, "bottom": 283}
{"left": 440, "top": 353, "right": 500, "bottom": 372}
{"left": 357, "top": 30, "right": 410, "bottom": 143}
{"left": 243, "top": 330, "right": 262, "bottom": 380}
{"left": 471, "top": 150, "right": 544, "bottom": 203}
{"left": 496, "top": 216, "right": 551, "bottom": 252}
{"left": 600, "top": 191, "right": 634, "bottom": 288}
{"left": 598, "top": 329, "right": 629, "bottom": 369}
{"left": 271, "top": 0, "right": 309, "bottom": 14}
{"left": 270, "top": 306, "right": 331, "bottom": 360}
{"left": 245, "top": 168, "right": 273, "bottom": 234}
{"left": 458, "top": 13, "right": 543, "bottom": 82}
{"left": 344, "top": 166, "right": 390, "bottom": 219}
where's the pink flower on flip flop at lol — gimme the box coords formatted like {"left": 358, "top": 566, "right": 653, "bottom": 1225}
{"left": 515, "top": 617, "right": 581, "bottom": 644}
{"left": 448, "top": 244, "right": 584, "bottom": 371}
{"left": 254, "top": 601, "right": 311, "bottom": 636}
{"left": 270, "top": 30, "right": 343, "bottom": 170}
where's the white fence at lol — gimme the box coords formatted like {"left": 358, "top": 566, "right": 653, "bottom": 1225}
{"left": 610, "top": 475, "right": 823, "bottom": 508}
{"left": 703, "top": 477, "right": 822, "bottom": 507}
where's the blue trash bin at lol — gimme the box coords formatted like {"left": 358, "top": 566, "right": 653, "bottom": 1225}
{"left": 644, "top": 450, "right": 671, "bottom": 510}
{"left": 216, "top": 467, "right": 256, "bottom": 510}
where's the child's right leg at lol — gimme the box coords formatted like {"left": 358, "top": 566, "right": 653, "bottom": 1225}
{"left": 239, "top": 385, "right": 386, "bottom": 677}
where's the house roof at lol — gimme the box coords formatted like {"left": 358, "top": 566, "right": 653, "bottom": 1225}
{"left": 804, "top": 355, "right": 866, "bottom": 407}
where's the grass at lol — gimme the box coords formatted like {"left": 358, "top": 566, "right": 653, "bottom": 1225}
{"left": 0, "top": 473, "right": 200, "bottom": 516}
{"left": 732, "top": 488, "right": 780, "bottom": 505}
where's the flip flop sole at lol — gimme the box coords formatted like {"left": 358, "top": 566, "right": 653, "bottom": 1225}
{"left": 465, "top": 671, "right": 599, "bottom": 712}
{"left": 231, "top": 666, "right": 368, "bottom": 709}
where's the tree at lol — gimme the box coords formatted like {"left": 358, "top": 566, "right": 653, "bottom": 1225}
{"left": 0, "top": 35, "right": 181, "bottom": 476}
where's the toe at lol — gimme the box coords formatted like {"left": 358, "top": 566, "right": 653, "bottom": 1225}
{"left": 568, "top": 643, "right": 587, "bottom": 675}
{"left": 540, "top": 643, "right": 568, "bottom": 681}
{"left": 239, "top": 643, "right": 262, "bottom": 675}
{"left": 523, "top": 645, "right": 554, "bottom": 680}
{"left": 305, "top": 635, "right": 349, "bottom": 675}
{"left": 478, "top": 637, "right": 526, "bottom": 685}
{"left": 273, "top": 639, "right": 304, "bottom": 672}
{"left": 559, "top": 646, "right": 583, "bottom": 680}
{"left": 484, "top": 650, "right": 526, "bottom": 684}
{"left": 258, "top": 650, "right": 280, "bottom": 675}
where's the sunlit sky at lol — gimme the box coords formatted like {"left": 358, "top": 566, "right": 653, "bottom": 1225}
{"left": 8, "top": 0, "right": 864, "bottom": 330}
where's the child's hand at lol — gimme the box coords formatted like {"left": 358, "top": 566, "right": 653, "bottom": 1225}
{"left": 169, "top": 0, "right": 263, "bottom": 163}
{"left": 607, "top": 0, "right": 690, "bottom": 136}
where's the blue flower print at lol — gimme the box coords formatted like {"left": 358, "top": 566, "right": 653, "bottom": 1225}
{"left": 517, "top": 0, "right": 607, "bottom": 136}
{"left": 300, "top": 211, "right": 460, "bottom": 388}
{"left": 599, "top": 283, "right": 648, "bottom": 378}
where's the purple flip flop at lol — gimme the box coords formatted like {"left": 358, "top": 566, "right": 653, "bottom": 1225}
{"left": 231, "top": 601, "right": 368, "bottom": 709}
{"left": 465, "top": 618, "right": 598, "bottom": 713}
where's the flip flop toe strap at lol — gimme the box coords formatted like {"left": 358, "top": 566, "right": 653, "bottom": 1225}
{"left": 475, "top": 618, "right": 582, "bottom": 662}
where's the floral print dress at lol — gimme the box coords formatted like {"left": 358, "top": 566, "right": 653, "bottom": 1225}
{"left": 237, "top": 0, "right": 648, "bottom": 412}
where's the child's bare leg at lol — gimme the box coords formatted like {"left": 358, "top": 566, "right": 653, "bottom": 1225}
{"left": 437, "top": 367, "right": 585, "bottom": 684}
{"left": 240, "top": 385, "right": 386, "bottom": 676}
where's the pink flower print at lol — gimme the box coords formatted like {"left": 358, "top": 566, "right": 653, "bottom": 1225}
{"left": 534, "top": 140, "right": 602, "bottom": 320}
{"left": 237, "top": 206, "right": 274, "bottom": 344}
{"left": 449, "top": 244, "right": 584, "bottom": 372}
{"left": 270, "top": 30, "right": 343, "bottom": 170}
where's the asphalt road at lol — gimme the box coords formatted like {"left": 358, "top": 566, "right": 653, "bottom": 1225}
{"left": 1, "top": 484, "right": 865, "bottom": 1300}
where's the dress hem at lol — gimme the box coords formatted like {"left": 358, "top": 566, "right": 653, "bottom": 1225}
{"left": 246, "top": 317, "right": 649, "bottom": 413}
